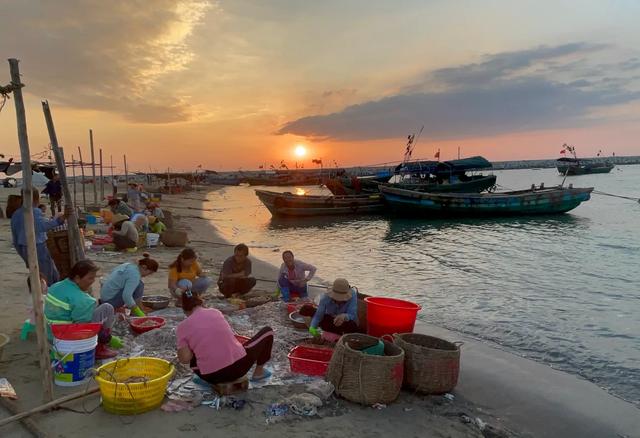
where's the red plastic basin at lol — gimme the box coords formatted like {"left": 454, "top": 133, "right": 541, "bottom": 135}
{"left": 51, "top": 323, "right": 102, "bottom": 341}
{"left": 129, "top": 316, "right": 166, "bottom": 334}
{"left": 364, "top": 297, "right": 422, "bottom": 338}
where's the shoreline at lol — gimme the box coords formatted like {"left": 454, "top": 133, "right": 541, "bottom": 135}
{"left": 0, "top": 189, "right": 637, "bottom": 437}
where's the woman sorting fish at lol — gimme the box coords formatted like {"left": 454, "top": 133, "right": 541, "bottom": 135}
{"left": 299, "top": 278, "right": 359, "bottom": 336}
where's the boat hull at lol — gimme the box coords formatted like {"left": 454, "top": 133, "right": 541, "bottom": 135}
{"left": 556, "top": 164, "right": 614, "bottom": 175}
{"left": 380, "top": 185, "right": 593, "bottom": 217}
{"left": 387, "top": 174, "right": 497, "bottom": 193}
{"left": 255, "top": 190, "right": 384, "bottom": 217}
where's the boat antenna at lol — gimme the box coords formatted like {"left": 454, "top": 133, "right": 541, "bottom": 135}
{"left": 403, "top": 125, "right": 424, "bottom": 163}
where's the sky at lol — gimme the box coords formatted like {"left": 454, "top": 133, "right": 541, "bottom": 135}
{"left": 1, "top": 0, "right": 639, "bottom": 172}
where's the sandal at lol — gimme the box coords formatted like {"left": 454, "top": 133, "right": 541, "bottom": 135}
{"left": 250, "top": 368, "right": 272, "bottom": 382}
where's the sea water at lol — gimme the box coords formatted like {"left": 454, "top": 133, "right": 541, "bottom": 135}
{"left": 205, "top": 165, "right": 640, "bottom": 405}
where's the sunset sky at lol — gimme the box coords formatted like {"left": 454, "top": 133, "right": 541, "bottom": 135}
{"left": 1, "top": 0, "right": 639, "bottom": 172}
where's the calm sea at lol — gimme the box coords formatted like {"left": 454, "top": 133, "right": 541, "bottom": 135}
{"left": 205, "top": 165, "right": 640, "bottom": 405}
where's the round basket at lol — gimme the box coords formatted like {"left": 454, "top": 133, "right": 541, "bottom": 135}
{"left": 393, "top": 333, "right": 461, "bottom": 394}
{"left": 326, "top": 333, "right": 404, "bottom": 405}
{"left": 95, "top": 357, "right": 174, "bottom": 415}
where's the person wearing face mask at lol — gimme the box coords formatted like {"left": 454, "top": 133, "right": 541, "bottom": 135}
{"left": 99, "top": 253, "right": 159, "bottom": 317}
{"left": 44, "top": 260, "right": 122, "bottom": 359}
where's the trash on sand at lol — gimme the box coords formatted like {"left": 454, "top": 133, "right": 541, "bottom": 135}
{"left": 459, "top": 414, "right": 472, "bottom": 424}
{"left": 0, "top": 378, "right": 17, "bottom": 399}
{"left": 265, "top": 403, "right": 289, "bottom": 417}
{"left": 285, "top": 393, "right": 322, "bottom": 417}
{"left": 403, "top": 407, "right": 413, "bottom": 412}
{"left": 444, "top": 393, "right": 455, "bottom": 401}
{"left": 305, "top": 380, "right": 334, "bottom": 401}
{"left": 475, "top": 417, "right": 487, "bottom": 430}
{"left": 372, "top": 403, "right": 387, "bottom": 410}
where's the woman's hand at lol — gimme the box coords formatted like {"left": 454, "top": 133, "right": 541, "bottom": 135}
{"left": 333, "top": 314, "right": 348, "bottom": 327}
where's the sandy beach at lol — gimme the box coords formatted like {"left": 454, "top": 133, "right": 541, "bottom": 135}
{"left": 0, "top": 188, "right": 638, "bottom": 438}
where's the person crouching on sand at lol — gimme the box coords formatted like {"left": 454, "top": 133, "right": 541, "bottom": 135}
{"left": 99, "top": 254, "right": 159, "bottom": 317}
{"left": 217, "top": 243, "right": 256, "bottom": 298}
{"left": 168, "top": 248, "right": 213, "bottom": 302}
{"left": 177, "top": 290, "right": 273, "bottom": 384}
{"left": 44, "top": 260, "right": 123, "bottom": 359}
{"left": 299, "top": 278, "right": 359, "bottom": 336}
{"left": 277, "top": 250, "right": 316, "bottom": 302}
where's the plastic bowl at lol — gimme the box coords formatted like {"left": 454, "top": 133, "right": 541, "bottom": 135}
{"left": 141, "top": 295, "right": 170, "bottom": 310}
{"left": 129, "top": 317, "right": 166, "bottom": 334}
{"left": 289, "top": 311, "right": 308, "bottom": 330}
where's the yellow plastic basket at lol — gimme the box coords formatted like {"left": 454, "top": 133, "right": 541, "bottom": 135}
{"left": 95, "top": 357, "right": 175, "bottom": 415}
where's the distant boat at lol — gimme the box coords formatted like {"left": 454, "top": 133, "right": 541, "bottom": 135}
{"left": 556, "top": 144, "right": 614, "bottom": 175}
{"left": 255, "top": 189, "right": 384, "bottom": 217}
{"left": 380, "top": 184, "right": 593, "bottom": 217}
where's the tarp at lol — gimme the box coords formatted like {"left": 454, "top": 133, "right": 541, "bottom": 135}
{"left": 395, "top": 156, "right": 492, "bottom": 175}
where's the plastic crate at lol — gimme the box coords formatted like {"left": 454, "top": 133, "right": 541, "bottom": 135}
{"left": 287, "top": 345, "right": 333, "bottom": 376}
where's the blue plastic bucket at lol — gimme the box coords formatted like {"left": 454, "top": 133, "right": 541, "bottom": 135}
{"left": 51, "top": 335, "right": 98, "bottom": 386}
{"left": 86, "top": 215, "right": 97, "bottom": 224}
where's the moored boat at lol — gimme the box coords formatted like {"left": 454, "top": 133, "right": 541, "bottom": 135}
{"left": 255, "top": 189, "right": 384, "bottom": 217}
{"left": 556, "top": 157, "right": 614, "bottom": 175}
{"left": 380, "top": 184, "right": 593, "bottom": 217}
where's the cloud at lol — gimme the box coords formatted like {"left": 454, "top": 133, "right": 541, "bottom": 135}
{"left": 0, "top": 0, "right": 212, "bottom": 123}
{"left": 278, "top": 43, "right": 640, "bottom": 141}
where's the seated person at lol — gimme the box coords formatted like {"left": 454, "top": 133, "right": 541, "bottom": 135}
{"left": 217, "top": 243, "right": 256, "bottom": 298}
{"left": 277, "top": 250, "right": 316, "bottom": 302}
{"left": 299, "top": 278, "right": 359, "bottom": 336}
{"left": 131, "top": 212, "right": 149, "bottom": 232}
{"left": 146, "top": 202, "right": 165, "bottom": 220}
{"left": 168, "top": 248, "right": 213, "bottom": 300}
{"left": 176, "top": 290, "right": 273, "bottom": 384}
{"left": 111, "top": 214, "right": 146, "bottom": 250}
{"left": 108, "top": 198, "right": 134, "bottom": 218}
{"left": 148, "top": 216, "right": 166, "bottom": 234}
{"left": 44, "top": 260, "right": 122, "bottom": 359}
{"left": 100, "top": 254, "right": 159, "bottom": 317}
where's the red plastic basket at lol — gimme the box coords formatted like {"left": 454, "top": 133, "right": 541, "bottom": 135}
{"left": 51, "top": 323, "right": 102, "bottom": 340}
{"left": 287, "top": 345, "right": 334, "bottom": 377}
{"left": 129, "top": 317, "right": 165, "bottom": 334}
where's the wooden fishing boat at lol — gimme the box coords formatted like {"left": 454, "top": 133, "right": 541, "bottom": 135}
{"left": 387, "top": 174, "right": 497, "bottom": 193}
{"left": 380, "top": 184, "right": 593, "bottom": 217}
{"left": 255, "top": 189, "right": 384, "bottom": 217}
{"left": 556, "top": 157, "right": 614, "bottom": 175}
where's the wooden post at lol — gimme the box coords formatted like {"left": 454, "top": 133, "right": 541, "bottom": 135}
{"left": 124, "top": 154, "right": 129, "bottom": 186}
{"left": 110, "top": 154, "right": 115, "bottom": 197}
{"left": 89, "top": 129, "right": 97, "bottom": 207}
{"left": 8, "top": 58, "right": 54, "bottom": 402}
{"left": 42, "top": 100, "right": 86, "bottom": 265}
{"left": 71, "top": 155, "right": 77, "bottom": 206}
{"left": 77, "top": 146, "right": 86, "bottom": 211}
{"left": 99, "top": 148, "right": 104, "bottom": 201}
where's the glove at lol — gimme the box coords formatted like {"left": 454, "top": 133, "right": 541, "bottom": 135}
{"left": 109, "top": 335, "right": 124, "bottom": 349}
{"left": 309, "top": 326, "right": 321, "bottom": 337}
{"left": 131, "top": 306, "right": 145, "bottom": 317}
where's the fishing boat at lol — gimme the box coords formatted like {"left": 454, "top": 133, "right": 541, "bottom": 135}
{"left": 379, "top": 184, "right": 593, "bottom": 217}
{"left": 255, "top": 189, "right": 384, "bottom": 217}
{"left": 556, "top": 144, "right": 614, "bottom": 175}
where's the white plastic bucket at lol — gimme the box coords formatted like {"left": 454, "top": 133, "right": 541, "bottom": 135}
{"left": 146, "top": 232, "right": 160, "bottom": 247}
{"left": 51, "top": 335, "right": 98, "bottom": 387}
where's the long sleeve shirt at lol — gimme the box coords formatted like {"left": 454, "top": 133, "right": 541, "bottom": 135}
{"left": 113, "top": 220, "right": 139, "bottom": 243}
{"left": 11, "top": 205, "right": 64, "bottom": 247}
{"left": 310, "top": 291, "right": 358, "bottom": 329}
{"left": 44, "top": 278, "right": 97, "bottom": 324}
{"left": 100, "top": 263, "right": 142, "bottom": 308}
{"left": 278, "top": 260, "right": 317, "bottom": 282}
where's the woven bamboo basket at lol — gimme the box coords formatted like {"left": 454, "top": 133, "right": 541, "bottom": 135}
{"left": 393, "top": 333, "right": 461, "bottom": 394}
{"left": 160, "top": 229, "right": 187, "bottom": 247}
{"left": 326, "top": 333, "right": 404, "bottom": 405}
{"left": 46, "top": 230, "right": 72, "bottom": 280}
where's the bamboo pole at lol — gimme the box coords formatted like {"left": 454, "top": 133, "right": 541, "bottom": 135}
{"left": 0, "top": 387, "right": 100, "bottom": 428}
{"left": 99, "top": 148, "right": 104, "bottom": 201}
{"left": 77, "top": 146, "right": 86, "bottom": 211}
{"left": 71, "top": 155, "right": 77, "bottom": 206}
{"left": 89, "top": 129, "right": 97, "bottom": 207}
{"left": 0, "top": 397, "right": 49, "bottom": 437}
{"left": 42, "top": 100, "right": 86, "bottom": 265}
{"left": 110, "top": 154, "right": 115, "bottom": 197}
{"left": 8, "top": 58, "right": 54, "bottom": 402}
{"left": 124, "top": 154, "right": 129, "bottom": 186}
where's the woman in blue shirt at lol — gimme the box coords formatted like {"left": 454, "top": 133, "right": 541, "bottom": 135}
{"left": 299, "top": 278, "right": 359, "bottom": 335}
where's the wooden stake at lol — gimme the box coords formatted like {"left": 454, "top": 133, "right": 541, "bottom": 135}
{"left": 77, "top": 146, "right": 86, "bottom": 211}
{"left": 0, "top": 387, "right": 100, "bottom": 429}
{"left": 8, "top": 58, "right": 54, "bottom": 402}
{"left": 124, "top": 154, "right": 129, "bottom": 186}
{"left": 71, "top": 155, "right": 77, "bottom": 206}
{"left": 42, "top": 100, "right": 86, "bottom": 265}
{"left": 110, "top": 154, "right": 115, "bottom": 197}
{"left": 89, "top": 129, "right": 97, "bottom": 206}
{"left": 99, "top": 148, "right": 104, "bottom": 201}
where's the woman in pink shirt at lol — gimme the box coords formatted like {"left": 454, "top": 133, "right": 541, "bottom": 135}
{"left": 176, "top": 291, "right": 273, "bottom": 383}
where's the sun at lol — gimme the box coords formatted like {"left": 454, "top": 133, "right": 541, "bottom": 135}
{"left": 294, "top": 144, "right": 307, "bottom": 157}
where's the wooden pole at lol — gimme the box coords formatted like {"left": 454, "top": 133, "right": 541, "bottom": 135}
{"left": 124, "top": 154, "right": 129, "bottom": 186}
{"left": 0, "top": 387, "right": 100, "bottom": 429}
{"left": 77, "top": 146, "right": 86, "bottom": 211}
{"left": 8, "top": 58, "right": 54, "bottom": 402}
{"left": 99, "top": 148, "right": 104, "bottom": 201}
{"left": 42, "top": 101, "right": 86, "bottom": 265}
{"left": 89, "top": 129, "right": 97, "bottom": 207}
{"left": 71, "top": 155, "right": 77, "bottom": 206}
{"left": 110, "top": 154, "right": 115, "bottom": 197}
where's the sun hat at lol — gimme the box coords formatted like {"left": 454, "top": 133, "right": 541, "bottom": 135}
{"left": 328, "top": 278, "right": 352, "bottom": 302}
{"left": 148, "top": 215, "right": 157, "bottom": 224}
{"left": 111, "top": 213, "right": 129, "bottom": 224}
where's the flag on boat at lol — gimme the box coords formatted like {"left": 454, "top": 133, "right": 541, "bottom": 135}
{"left": 434, "top": 149, "right": 440, "bottom": 159}
{"left": 560, "top": 149, "right": 566, "bottom": 154}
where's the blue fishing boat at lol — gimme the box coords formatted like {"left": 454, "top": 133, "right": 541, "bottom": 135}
{"left": 380, "top": 184, "right": 593, "bottom": 217}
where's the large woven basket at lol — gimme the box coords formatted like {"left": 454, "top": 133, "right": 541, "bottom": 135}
{"left": 160, "top": 229, "right": 188, "bottom": 247}
{"left": 393, "top": 333, "right": 461, "bottom": 394}
{"left": 95, "top": 357, "right": 174, "bottom": 415}
{"left": 46, "top": 230, "right": 72, "bottom": 280}
{"left": 326, "top": 333, "right": 404, "bottom": 405}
